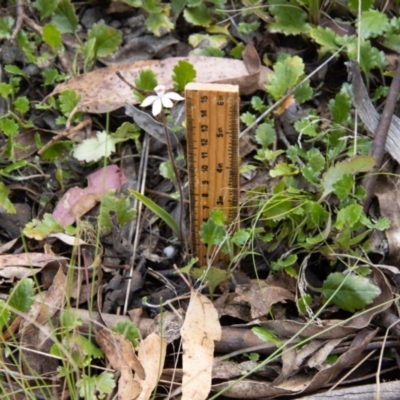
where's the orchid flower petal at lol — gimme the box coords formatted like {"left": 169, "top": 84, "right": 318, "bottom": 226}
{"left": 154, "top": 85, "right": 166, "bottom": 96}
{"left": 161, "top": 97, "right": 173, "bottom": 109}
{"left": 164, "top": 92, "right": 184, "bottom": 101}
{"left": 140, "top": 95, "right": 157, "bottom": 108}
{"left": 152, "top": 98, "right": 162, "bottom": 116}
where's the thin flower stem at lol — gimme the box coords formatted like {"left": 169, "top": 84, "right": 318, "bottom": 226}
{"left": 160, "top": 109, "right": 188, "bottom": 252}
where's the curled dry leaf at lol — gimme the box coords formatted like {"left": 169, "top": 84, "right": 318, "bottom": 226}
{"left": 47, "top": 44, "right": 271, "bottom": 125}
{"left": 181, "top": 291, "right": 222, "bottom": 400}
{"left": 235, "top": 280, "right": 295, "bottom": 319}
{"left": 53, "top": 165, "right": 127, "bottom": 226}
{"left": 96, "top": 329, "right": 145, "bottom": 400}
{"left": 0, "top": 253, "right": 67, "bottom": 280}
{"left": 134, "top": 332, "right": 167, "bottom": 400}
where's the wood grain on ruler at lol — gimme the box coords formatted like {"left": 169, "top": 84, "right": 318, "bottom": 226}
{"left": 185, "top": 83, "right": 240, "bottom": 266}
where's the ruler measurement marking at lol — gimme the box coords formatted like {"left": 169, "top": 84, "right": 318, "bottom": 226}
{"left": 186, "top": 83, "right": 239, "bottom": 265}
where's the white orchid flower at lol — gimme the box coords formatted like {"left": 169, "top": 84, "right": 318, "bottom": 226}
{"left": 140, "top": 85, "right": 184, "bottom": 116}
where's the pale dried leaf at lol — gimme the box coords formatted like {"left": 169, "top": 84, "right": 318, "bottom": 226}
{"left": 134, "top": 332, "right": 167, "bottom": 400}
{"left": 181, "top": 291, "right": 222, "bottom": 400}
{"left": 0, "top": 253, "right": 67, "bottom": 279}
{"left": 96, "top": 329, "right": 145, "bottom": 379}
{"left": 48, "top": 47, "right": 271, "bottom": 123}
{"left": 236, "top": 281, "right": 295, "bottom": 318}
{"left": 307, "top": 338, "right": 344, "bottom": 370}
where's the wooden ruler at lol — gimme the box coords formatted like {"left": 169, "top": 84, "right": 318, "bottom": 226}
{"left": 185, "top": 83, "right": 240, "bottom": 266}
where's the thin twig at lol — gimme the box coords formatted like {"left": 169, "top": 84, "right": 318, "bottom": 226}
{"left": 11, "top": 0, "right": 24, "bottom": 40}
{"left": 362, "top": 60, "right": 400, "bottom": 212}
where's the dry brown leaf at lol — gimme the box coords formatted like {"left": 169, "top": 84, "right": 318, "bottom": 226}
{"left": 272, "top": 347, "right": 296, "bottom": 386}
{"left": 181, "top": 290, "right": 222, "bottom": 400}
{"left": 96, "top": 329, "right": 145, "bottom": 399}
{"left": 236, "top": 280, "right": 295, "bottom": 319}
{"left": 134, "top": 332, "right": 167, "bottom": 400}
{"left": 48, "top": 45, "right": 271, "bottom": 124}
{"left": 96, "top": 329, "right": 145, "bottom": 378}
{"left": 212, "top": 379, "right": 296, "bottom": 398}
{"left": 0, "top": 253, "right": 67, "bottom": 279}
{"left": 374, "top": 175, "right": 400, "bottom": 264}
{"left": 18, "top": 267, "right": 68, "bottom": 377}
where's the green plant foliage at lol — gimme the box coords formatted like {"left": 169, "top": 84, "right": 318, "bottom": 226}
{"left": 186, "top": 266, "right": 229, "bottom": 296}
{"left": 231, "top": 229, "right": 251, "bottom": 246}
{"left": 112, "top": 321, "right": 140, "bottom": 347}
{"left": 184, "top": 3, "right": 212, "bottom": 27}
{"left": 321, "top": 272, "right": 381, "bottom": 312}
{"left": 159, "top": 160, "right": 175, "bottom": 181}
{"left": 271, "top": 254, "right": 298, "bottom": 277}
{"left": 0, "top": 182, "right": 16, "bottom": 213}
{"left": 328, "top": 91, "right": 351, "bottom": 124}
{"left": 0, "top": 16, "right": 14, "bottom": 39}
{"left": 255, "top": 123, "right": 276, "bottom": 148}
{"left": 129, "top": 189, "right": 180, "bottom": 238}
{"left": 13, "top": 96, "right": 30, "bottom": 114}
{"left": 347, "top": 0, "right": 374, "bottom": 12}
{"left": 58, "top": 89, "right": 80, "bottom": 116}
{"left": 145, "top": 7, "right": 174, "bottom": 36}
{"left": 334, "top": 203, "right": 363, "bottom": 230}
{"left": 77, "top": 372, "right": 115, "bottom": 400}
{"left": 200, "top": 209, "right": 226, "bottom": 247}
{"left": 268, "top": 0, "right": 310, "bottom": 35}
{"left": 172, "top": 60, "right": 197, "bottom": 91}
{"left": 297, "top": 293, "right": 312, "bottom": 315}
{"left": 241, "top": 111, "right": 256, "bottom": 126}
{"left": 43, "top": 23, "right": 62, "bottom": 51}
{"left": 52, "top": 0, "right": 78, "bottom": 34}
{"left": 0, "top": 300, "right": 10, "bottom": 331}
{"left": 60, "top": 310, "right": 83, "bottom": 331}
{"left": 266, "top": 56, "right": 310, "bottom": 100}
{"left": 252, "top": 327, "right": 283, "bottom": 347}
{"left": 320, "top": 156, "right": 375, "bottom": 199}
{"left": 23, "top": 213, "right": 65, "bottom": 240}
{"left": 8, "top": 278, "right": 35, "bottom": 313}
{"left": 310, "top": 26, "right": 341, "bottom": 58}
{"left": 73, "top": 131, "right": 124, "bottom": 162}
{"left": 34, "top": 0, "right": 58, "bottom": 19}
{"left": 347, "top": 40, "right": 387, "bottom": 75}
{"left": 135, "top": 69, "right": 158, "bottom": 92}
{"left": 86, "top": 22, "right": 123, "bottom": 58}
{"left": 98, "top": 191, "right": 137, "bottom": 231}
{"left": 358, "top": 10, "right": 389, "bottom": 39}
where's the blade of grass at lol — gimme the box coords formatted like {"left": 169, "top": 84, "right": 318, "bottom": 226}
{"left": 129, "top": 189, "right": 180, "bottom": 239}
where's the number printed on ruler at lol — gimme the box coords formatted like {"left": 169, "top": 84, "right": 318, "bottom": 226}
{"left": 185, "top": 83, "right": 240, "bottom": 266}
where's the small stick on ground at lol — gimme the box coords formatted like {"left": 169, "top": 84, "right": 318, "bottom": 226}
{"left": 362, "top": 60, "right": 400, "bottom": 213}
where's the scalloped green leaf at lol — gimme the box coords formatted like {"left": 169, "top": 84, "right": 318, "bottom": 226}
{"left": 266, "top": 56, "right": 306, "bottom": 100}
{"left": 321, "top": 156, "right": 375, "bottom": 199}
{"left": 52, "top": 0, "right": 78, "bottom": 34}
{"left": 8, "top": 278, "right": 35, "bottom": 313}
{"left": 172, "top": 60, "right": 196, "bottom": 91}
{"left": 43, "top": 23, "right": 62, "bottom": 50}
{"left": 183, "top": 3, "right": 212, "bottom": 27}
{"left": 268, "top": 0, "right": 310, "bottom": 35}
{"left": 358, "top": 10, "right": 389, "bottom": 39}
{"left": 87, "top": 21, "right": 122, "bottom": 58}
{"left": 321, "top": 272, "right": 380, "bottom": 312}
